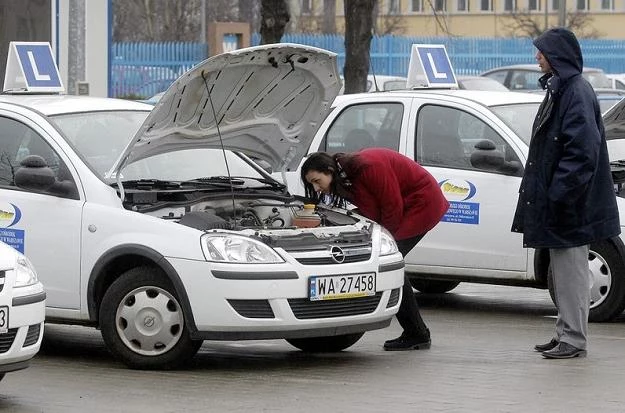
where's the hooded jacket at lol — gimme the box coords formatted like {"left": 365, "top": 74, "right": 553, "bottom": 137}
{"left": 511, "top": 28, "right": 620, "bottom": 248}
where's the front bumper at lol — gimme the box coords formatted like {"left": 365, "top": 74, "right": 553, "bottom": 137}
{"left": 0, "top": 288, "right": 45, "bottom": 372}
{"left": 168, "top": 254, "right": 405, "bottom": 340}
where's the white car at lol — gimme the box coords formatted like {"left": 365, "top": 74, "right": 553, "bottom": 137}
{"left": 607, "top": 73, "right": 625, "bottom": 90}
{"left": 0, "top": 44, "right": 404, "bottom": 370}
{"left": 0, "top": 241, "right": 45, "bottom": 382}
{"left": 278, "top": 88, "right": 625, "bottom": 323}
{"left": 481, "top": 64, "right": 613, "bottom": 91}
{"left": 339, "top": 75, "right": 407, "bottom": 94}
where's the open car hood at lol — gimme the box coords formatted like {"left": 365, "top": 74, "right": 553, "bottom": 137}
{"left": 111, "top": 44, "right": 340, "bottom": 176}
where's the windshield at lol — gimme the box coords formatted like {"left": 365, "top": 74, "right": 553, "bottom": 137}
{"left": 120, "top": 148, "right": 266, "bottom": 182}
{"left": 50, "top": 110, "right": 150, "bottom": 176}
{"left": 490, "top": 103, "right": 541, "bottom": 145}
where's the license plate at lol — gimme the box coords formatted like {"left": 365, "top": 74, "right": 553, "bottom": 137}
{"left": 309, "top": 273, "right": 376, "bottom": 301}
{"left": 0, "top": 306, "right": 8, "bottom": 334}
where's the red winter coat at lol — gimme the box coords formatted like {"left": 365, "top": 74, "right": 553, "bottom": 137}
{"left": 339, "top": 148, "right": 449, "bottom": 240}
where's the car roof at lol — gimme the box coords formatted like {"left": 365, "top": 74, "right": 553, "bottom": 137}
{"left": 332, "top": 88, "right": 544, "bottom": 107}
{"left": 0, "top": 94, "right": 153, "bottom": 116}
{"left": 594, "top": 88, "right": 625, "bottom": 96}
{"left": 482, "top": 64, "right": 604, "bottom": 74}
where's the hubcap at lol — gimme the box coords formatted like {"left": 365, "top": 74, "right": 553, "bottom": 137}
{"left": 589, "top": 250, "right": 611, "bottom": 309}
{"left": 115, "top": 286, "right": 183, "bottom": 356}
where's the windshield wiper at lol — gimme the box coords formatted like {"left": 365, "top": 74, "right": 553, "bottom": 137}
{"left": 240, "top": 176, "right": 287, "bottom": 190}
{"left": 183, "top": 176, "right": 246, "bottom": 186}
{"left": 112, "top": 179, "right": 182, "bottom": 189}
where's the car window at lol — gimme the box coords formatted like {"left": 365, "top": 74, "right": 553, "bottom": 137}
{"left": 383, "top": 80, "right": 407, "bottom": 91}
{"left": 490, "top": 103, "right": 541, "bottom": 145}
{"left": 416, "top": 105, "right": 522, "bottom": 176}
{"left": 50, "top": 111, "right": 149, "bottom": 178}
{"left": 483, "top": 71, "right": 507, "bottom": 85}
{"left": 0, "top": 116, "right": 78, "bottom": 199}
{"left": 121, "top": 148, "right": 265, "bottom": 182}
{"left": 510, "top": 70, "right": 541, "bottom": 90}
{"left": 319, "top": 103, "right": 403, "bottom": 152}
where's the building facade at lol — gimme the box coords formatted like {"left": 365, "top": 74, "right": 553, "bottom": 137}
{"left": 300, "top": 0, "right": 625, "bottom": 38}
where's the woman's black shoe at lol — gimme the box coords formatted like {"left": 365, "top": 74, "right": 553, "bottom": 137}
{"left": 383, "top": 330, "right": 431, "bottom": 351}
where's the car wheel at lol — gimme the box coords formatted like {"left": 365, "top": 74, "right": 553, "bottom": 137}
{"left": 409, "top": 279, "right": 460, "bottom": 294}
{"left": 0, "top": 373, "right": 4, "bottom": 382}
{"left": 99, "top": 266, "right": 202, "bottom": 369}
{"left": 547, "top": 239, "right": 625, "bottom": 322}
{"left": 286, "top": 332, "right": 364, "bottom": 352}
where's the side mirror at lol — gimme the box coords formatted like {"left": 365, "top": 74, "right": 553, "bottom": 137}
{"left": 14, "top": 155, "right": 55, "bottom": 191}
{"left": 470, "top": 140, "right": 523, "bottom": 176}
{"left": 14, "top": 155, "right": 79, "bottom": 199}
{"left": 470, "top": 140, "right": 505, "bottom": 169}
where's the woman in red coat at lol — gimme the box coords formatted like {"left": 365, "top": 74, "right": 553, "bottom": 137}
{"left": 301, "top": 148, "right": 449, "bottom": 350}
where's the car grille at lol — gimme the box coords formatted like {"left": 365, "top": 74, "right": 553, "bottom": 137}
{"left": 228, "top": 300, "right": 275, "bottom": 319}
{"left": 23, "top": 323, "right": 41, "bottom": 347}
{"left": 386, "top": 288, "right": 401, "bottom": 308}
{"left": 288, "top": 292, "right": 382, "bottom": 319}
{"left": 0, "top": 270, "right": 5, "bottom": 293}
{"left": 290, "top": 245, "right": 372, "bottom": 265}
{"left": 0, "top": 328, "right": 18, "bottom": 353}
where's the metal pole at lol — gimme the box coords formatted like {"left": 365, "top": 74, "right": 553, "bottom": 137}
{"left": 544, "top": 0, "right": 548, "bottom": 30}
{"left": 201, "top": 0, "right": 206, "bottom": 43}
{"left": 558, "top": 0, "right": 566, "bottom": 26}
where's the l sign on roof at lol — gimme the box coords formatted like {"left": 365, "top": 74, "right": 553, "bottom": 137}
{"left": 406, "top": 44, "right": 457, "bottom": 89}
{"left": 3, "top": 42, "right": 64, "bottom": 93}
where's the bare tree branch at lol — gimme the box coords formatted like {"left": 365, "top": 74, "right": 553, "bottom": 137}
{"left": 501, "top": 9, "right": 602, "bottom": 38}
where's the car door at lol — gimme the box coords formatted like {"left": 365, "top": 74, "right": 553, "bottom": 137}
{"left": 279, "top": 96, "right": 413, "bottom": 194}
{"left": 0, "top": 110, "right": 82, "bottom": 309}
{"left": 404, "top": 100, "right": 530, "bottom": 280}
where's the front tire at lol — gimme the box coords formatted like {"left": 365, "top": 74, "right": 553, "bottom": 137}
{"left": 547, "top": 239, "right": 625, "bottom": 322}
{"left": 286, "top": 332, "right": 364, "bottom": 352}
{"left": 99, "top": 267, "right": 202, "bottom": 369}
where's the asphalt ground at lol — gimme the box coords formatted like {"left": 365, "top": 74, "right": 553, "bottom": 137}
{"left": 1, "top": 284, "right": 625, "bottom": 413}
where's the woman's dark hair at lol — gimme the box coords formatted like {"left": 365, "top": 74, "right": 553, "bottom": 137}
{"left": 300, "top": 152, "right": 353, "bottom": 207}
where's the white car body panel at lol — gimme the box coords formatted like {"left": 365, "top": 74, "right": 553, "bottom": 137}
{"left": 284, "top": 89, "right": 625, "bottom": 290}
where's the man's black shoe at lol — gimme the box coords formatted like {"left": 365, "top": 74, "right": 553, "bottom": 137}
{"left": 534, "top": 338, "right": 559, "bottom": 352}
{"left": 542, "top": 342, "right": 587, "bottom": 359}
{"left": 383, "top": 330, "right": 431, "bottom": 351}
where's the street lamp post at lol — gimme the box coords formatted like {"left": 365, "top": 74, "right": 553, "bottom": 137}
{"left": 558, "top": 0, "right": 567, "bottom": 26}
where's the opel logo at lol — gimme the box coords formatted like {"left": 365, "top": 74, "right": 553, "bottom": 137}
{"left": 330, "top": 246, "right": 345, "bottom": 263}
{"left": 144, "top": 315, "right": 155, "bottom": 328}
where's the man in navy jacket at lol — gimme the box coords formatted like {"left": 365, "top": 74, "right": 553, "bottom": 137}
{"left": 512, "top": 28, "right": 620, "bottom": 358}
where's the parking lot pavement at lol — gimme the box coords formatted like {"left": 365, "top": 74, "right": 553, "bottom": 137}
{"left": 2, "top": 284, "right": 625, "bottom": 413}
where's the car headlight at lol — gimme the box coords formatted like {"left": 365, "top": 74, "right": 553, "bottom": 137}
{"left": 379, "top": 228, "right": 399, "bottom": 256}
{"left": 201, "top": 234, "right": 285, "bottom": 263}
{"left": 15, "top": 255, "right": 39, "bottom": 287}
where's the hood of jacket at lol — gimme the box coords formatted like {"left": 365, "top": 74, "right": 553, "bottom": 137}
{"left": 534, "top": 28, "right": 583, "bottom": 91}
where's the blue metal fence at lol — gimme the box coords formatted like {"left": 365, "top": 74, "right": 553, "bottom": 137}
{"left": 110, "top": 34, "right": 625, "bottom": 98}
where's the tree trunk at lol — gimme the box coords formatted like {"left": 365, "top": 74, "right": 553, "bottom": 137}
{"left": 260, "top": 0, "right": 290, "bottom": 44}
{"left": 343, "top": 0, "right": 374, "bottom": 94}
